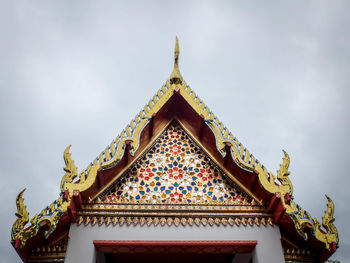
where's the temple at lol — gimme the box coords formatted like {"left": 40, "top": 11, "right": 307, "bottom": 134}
{"left": 11, "top": 38, "right": 339, "bottom": 263}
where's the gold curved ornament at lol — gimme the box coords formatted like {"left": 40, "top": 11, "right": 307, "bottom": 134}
{"left": 277, "top": 150, "right": 293, "bottom": 195}
{"left": 289, "top": 195, "right": 339, "bottom": 251}
{"left": 317, "top": 195, "right": 338, "bottom": 247}
{"left": 11, "top": 189, "right": 29, "bottom": 241}
{"left": 255, "top": 151, "right": 293, "bottom": 206}
{"left": 253, "top": 151, "right": 338, "bottom": 250}
{"left": 11, "top": 146, "right": 99, "bottom": 248}
{"left": 60, "top": 145, "right": 78, "bottom": 192}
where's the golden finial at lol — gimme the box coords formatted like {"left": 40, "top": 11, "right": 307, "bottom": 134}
{"left": 170, "top": 37, "right": 183, "bottom": 84}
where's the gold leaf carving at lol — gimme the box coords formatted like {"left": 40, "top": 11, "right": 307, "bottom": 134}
{"left": 126, "top": 217, "right": 132, "bottom": 226}
{"left": 60, "top": 145, "right": 78, "bottom": 193}
{"left": 255, "top": 217, "right": 260, "bottom": 227}
{"left": 268, "top": 217, "right": 273, "bottom": 226}
{"left": 153, "top": 217, "right": 160, "bottom": 226}
{"left": 174, "top": 218, "right": 180, "bottom": 227}
{"left": 105, "top": 217, "right": 111, "bottom": 226}
{"left": 98, "top": 217, "right": 104, "bottom": 226}
{"left": 248, "top": 218, "right": 254, "bottom": 226}
{"left": 228, "top": 218, "right": 234, "bottom": 226}
{"left": 194, "top": 218, "right": 200, "bottom": 226}
{"left": 12, "top": 146, "right": 100, "bottom": 248}
{"left": 91, "top": 216, "right": 97, "bottom": 226}
{"left": 323, "top": 195, "right": 338, "bottom": 240}
{"left": 277, "top": 150, "right": 293, "bottom": 196}
{"left": 221, "top": 218, "right": 228, "bottom": 226}
{"left": 160, "top": 218, "right": 166, "bottom": 226}
{"left": 235, "top": 218, "right": 241, "bottom": 226}
{"left": 255, "top": 151, "right": 293, "bottom": 210}
{"left": 77, "top": 216, "right": 83, "bottom": 226}
{"left": 11, "top": 189, "right": 29, "bottom": 241}
{"left": 139, "top": 217, "right": 146, "bottom": 226}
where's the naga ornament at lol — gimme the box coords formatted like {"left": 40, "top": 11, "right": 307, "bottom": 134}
{"left": 277, "top": 150, "right": 293, "bottom": 196}
{"left": 255, "top": 150, "right": 294, "bottom": 205}
{"left": 60, "top": 145, "right": 78, "bottom": 192}
{"left": 255, "top": 150, "right": 338, "bottom": 251}
{"left": 11, "top": 145, "right": 99, "bottom": 249}
{"left": 11, "top": 189, "right": 29, "bottom": 241}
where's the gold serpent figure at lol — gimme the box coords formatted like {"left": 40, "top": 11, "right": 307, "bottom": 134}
{"left": 11, "top": 189, "right": 29, "bottom": 241}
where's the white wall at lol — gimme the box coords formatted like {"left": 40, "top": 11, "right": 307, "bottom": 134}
{"left": 65, "top": 222, "right": 284, "bottom": 263}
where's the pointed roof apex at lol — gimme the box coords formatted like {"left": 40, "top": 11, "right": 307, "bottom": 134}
{"left": 170, "top": 37, "right": 183, "bottom": 84}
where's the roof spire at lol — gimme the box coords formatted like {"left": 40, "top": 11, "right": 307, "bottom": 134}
{"left": 170, "top": 36, "right": 183, "bottom": 84}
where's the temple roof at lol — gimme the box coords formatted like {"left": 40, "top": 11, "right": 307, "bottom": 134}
{"left": 11, "top": 38, "right": 338, "bottom": 262}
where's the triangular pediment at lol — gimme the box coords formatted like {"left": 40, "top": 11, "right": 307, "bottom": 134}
{"left": 96, "top": 121, "right": 254, "bottom": 206}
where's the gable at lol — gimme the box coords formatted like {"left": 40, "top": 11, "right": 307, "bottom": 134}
{"left": 11, "top": 40, "right": 338, "bottom": 262}
{"left": 97, "top": 121, "right": 254, "bottom": 206}
{"left": 77, "top": 123, "right": 274, "bottom": 229}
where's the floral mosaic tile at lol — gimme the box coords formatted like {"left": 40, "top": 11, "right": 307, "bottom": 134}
{"left": 103, "top": 122, "right": 251, "bottom": 205}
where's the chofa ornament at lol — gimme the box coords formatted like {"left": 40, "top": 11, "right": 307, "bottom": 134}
{"left": 11, "top": 189, "right": 29, "bottom": 241}
{"left": 256, "top": 150, "right": 338, "bottom": 250}
{"left": 11, "top": 145, "right": 99, "bottom": 248}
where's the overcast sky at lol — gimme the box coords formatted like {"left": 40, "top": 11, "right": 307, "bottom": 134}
{"left": 1, "top": 1, "right": 349, "bottom": 262}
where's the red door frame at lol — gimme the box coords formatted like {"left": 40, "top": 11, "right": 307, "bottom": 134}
{"left": 94, "top": 240, "right": 257, "bottom": 254}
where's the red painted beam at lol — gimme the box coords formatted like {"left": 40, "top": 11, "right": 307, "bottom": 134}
{"left": 198, "top": 114, "right": 206, "bottom": 140}
{"left": 148, "top": 114, "right": 156, "bottom": 138}
{"left": 67, "top": 199, "right": 76, "bottom": 222}
{"left": 73, "top": 190, "right": 82, "bottom": 210}
{"left": 93, "top": 240, "right": 257, "bottom": 254}
{"left": 268, "top": 193, "right": 286, "bottom": 224}
{"left": 223, "top": 143, "right": 231, "bottom": 166}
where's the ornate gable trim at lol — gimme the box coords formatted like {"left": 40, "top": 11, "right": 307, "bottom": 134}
{"left": 92, "top": 120, "right": 263, "bottom": 205}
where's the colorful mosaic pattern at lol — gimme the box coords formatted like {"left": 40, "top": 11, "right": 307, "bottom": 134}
{"left": 103, "top": 123, "right": 251, "bottom": 204}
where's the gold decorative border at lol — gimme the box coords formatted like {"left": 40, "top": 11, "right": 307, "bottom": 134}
{"left": 76, "top": 215, "right": 274, "bottom": 228}
{"left": 76, "top": 200, "right": 274, "bottom": 228}
{"left": 83, "top": 201, "right": 267, "bottom": 213}
{"left": 94, "top": 118, "right": 262, "bottom": 203}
